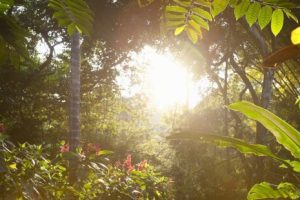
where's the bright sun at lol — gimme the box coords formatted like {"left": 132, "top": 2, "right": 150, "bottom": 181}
{"left": 119, "top": 46, "right": 210, "bottom": 111}
{"left": 135, "top": 46, "right": 208, "bottom": 110}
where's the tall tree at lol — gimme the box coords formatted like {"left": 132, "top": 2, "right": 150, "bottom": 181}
{"left": 68, "top": 30, "right": 81, "bottom": 182}
{"left": 48, "top": 0, "right": 93, "bottom": 182}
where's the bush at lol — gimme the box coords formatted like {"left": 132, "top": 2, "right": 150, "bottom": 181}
{"left": 0, "top": 137, "right": 173, "bottom": 199}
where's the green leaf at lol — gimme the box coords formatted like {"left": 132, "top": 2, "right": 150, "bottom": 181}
{"left": 165, "top": 13, "right": 185, "bottom": 20}
{"left": 229, "top": 101, "right": 300, "bottom": 159}
{"left": 192, "top": 7, "right": 212, "bottom": 21}
{"left": 194, "top": 0, "right": 211, "bottom": 8}
{"left": 48, "top": 0, "right": 93, "bottom": 36}
{"left": 229, "top": 0, "right": 239, "bottom": 7}
{"left": 291, "top": 27, "right": 300, "bottom": 45}
{"left": 191, "top": 14, "right": 209, "bottom": 30}
{"left": 186, "top": 27, "right": 198, "bottom": 44}
{"left": 188, "top": 20, "right": 202, "bottom": 35}
{"left": 97, "top": 150, "right": 114, "bottom": 156}
{"left": 285, "top": 160, "right": 300, "bottom": 173}
{"left": 166, "top": 20, "right": 185, "bottom": 27}
{"left": 166, "top": 5, "right": 188, "bottom": 13}
{"left": 174, "top": 25, "right": 185, "bottom": 36}
{"left": 168, "top": 132, "right": 285, "bottom": 162}
{"left": 271, "top": 9, "right": 284, "bottom": 36}
{"left": 284, "top": 9, "right": 298, "bottom": 24}
{"left": 173, "top": 0, "right": 191, "bottom": 7}
{"left": 234, "top": 0, "right": 250, "bottom": 20}
{"left": 245, "top": 3, "right": 261, "bottom": 27}
{"left": 247, "top": 182, "right": 300, "bottom": 200}
{"left": 212, "top": 0, "right": 229, "bottom": 17}
{"left": 258, "top": 5, "right": 272, "bottom": 30}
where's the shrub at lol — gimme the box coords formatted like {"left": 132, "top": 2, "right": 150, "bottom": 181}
{"left": 0, "top": 137, "right": 172, "bottom": 199}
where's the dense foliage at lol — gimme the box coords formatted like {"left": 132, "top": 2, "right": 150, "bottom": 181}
{"left": 1, "top": 0, "right": 300, "bottom": 199}
{"left": 0, "top": 137, "right": 172, "bottom": 199}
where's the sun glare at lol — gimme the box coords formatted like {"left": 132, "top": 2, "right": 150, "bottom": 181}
{"left": 118, "top": 46, "right": 210, "bottom": 111}
{"left": 134, "top": 46, "right": 207, "bottom": 110}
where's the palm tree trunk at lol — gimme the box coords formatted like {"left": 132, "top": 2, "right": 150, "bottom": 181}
{"left": 69, "top": 30, "right": 81, "bottom": 183}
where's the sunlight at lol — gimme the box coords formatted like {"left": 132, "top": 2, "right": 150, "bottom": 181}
{"left": 133, "top": 46, "right": 208, "bottom": 110}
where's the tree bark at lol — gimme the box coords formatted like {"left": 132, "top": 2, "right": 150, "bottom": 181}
{"left": 248, "top": 25, "right": 275, "bottom": 183}
{"left": 69, "top": 30, "right": 81, "bottom": 183}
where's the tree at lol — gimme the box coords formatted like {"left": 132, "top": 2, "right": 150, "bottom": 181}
{"left": 48, "top": 0, "right": 93, "bottom": 182}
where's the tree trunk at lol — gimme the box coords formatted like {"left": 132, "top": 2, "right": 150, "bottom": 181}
{"left": 248, "top": 25, "right": 275, "bottom": 183}
{"left": 69, "top": 30, "right": 81, "bottom": 183}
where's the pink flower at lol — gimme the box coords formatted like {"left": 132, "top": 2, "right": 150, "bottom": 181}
{"left": 123, "top": 154, "right": 134, "bottom": 172}
{"left": 60, "top": 144, "right": 69, "bottom": 153}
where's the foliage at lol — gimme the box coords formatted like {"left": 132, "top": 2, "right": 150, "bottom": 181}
{"left": 229, "top": 101, "right": 300, "bottom": 159}
{"left": 0, "top": 0, "right": 13, "bottom": 14}
{"left": 0, "top": 0, "right": 28, "bottom": 63}
{"left": 48, "top": 0, "right": 93, "bottom": 36}
{"left": 169, "top": 101, "right": 300, "bottom": 199}
{"left": 163, "top": 0, "right": 299, "bottom": 43}
{"left": 247, "top": 182, "right": 300, "bottom": 200}
{"left": 0, "top": 138, "right": 172, "bottom": 199}
{"left": 0, "top": 140, "right": 69, "bottom": 199}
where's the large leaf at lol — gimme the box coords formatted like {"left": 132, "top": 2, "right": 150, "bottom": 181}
{"left": 234, "top": 0, "right": 250, "bottom": 20}
{"left": 258, "top": 5, "right": 272, "bottom": 30}
{"left": 247, "top": 182, "right": 300, "bottom": 200}
{"left": 211, "top": 0, "right": 229, "bottom": 17}
{"left": 245, "top": 3, "right": 261, "bottom": 27}
{"left": 191, "top": 15, "right": 209, "bottom": 30}
{"left": 168, "top": 132, "right": 286, "bottom": 162}
{"left": 271, "top": 9, "right": 284, "bottom": 36}
{"left": 229, "top": 101, "right": 300, "bottom": 159}
{"left": 192, "top": 7, "right": 212, "bottom": 21}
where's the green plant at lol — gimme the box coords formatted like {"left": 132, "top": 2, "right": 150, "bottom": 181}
{"left": 157, "top": 0, "right": 299, "bottom": 43}
{"left": 169, "top": 101, "right": 300, "bottom": 199}
{"left": 0, "top": 137, "right": 172, "bottom": 199}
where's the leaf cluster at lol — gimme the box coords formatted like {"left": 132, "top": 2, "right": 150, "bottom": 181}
{"left": 48, "top": 0, "right": 93, "bottom": 36}
{"left": 164, "top": 0, "right": 299, "bottom": 43}
{"left": 0, "top": 139, "right": 172, "bottom": 199}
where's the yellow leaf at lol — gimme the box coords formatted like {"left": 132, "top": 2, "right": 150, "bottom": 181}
{"left": 9, "top": 163, "right": 17, "bottom": 169}
{"left": 291, "top": 27, "right": 300, "bottom": 45}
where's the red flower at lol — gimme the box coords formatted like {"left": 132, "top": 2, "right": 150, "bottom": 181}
{"left": 123, "top": 154, "right": 134, "bottom": 172}
{"left": 0, "top": 123, "right": 4, "bottom": 133}
{"left": 60, "top": 144, "right": 69, "bottom": 153}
